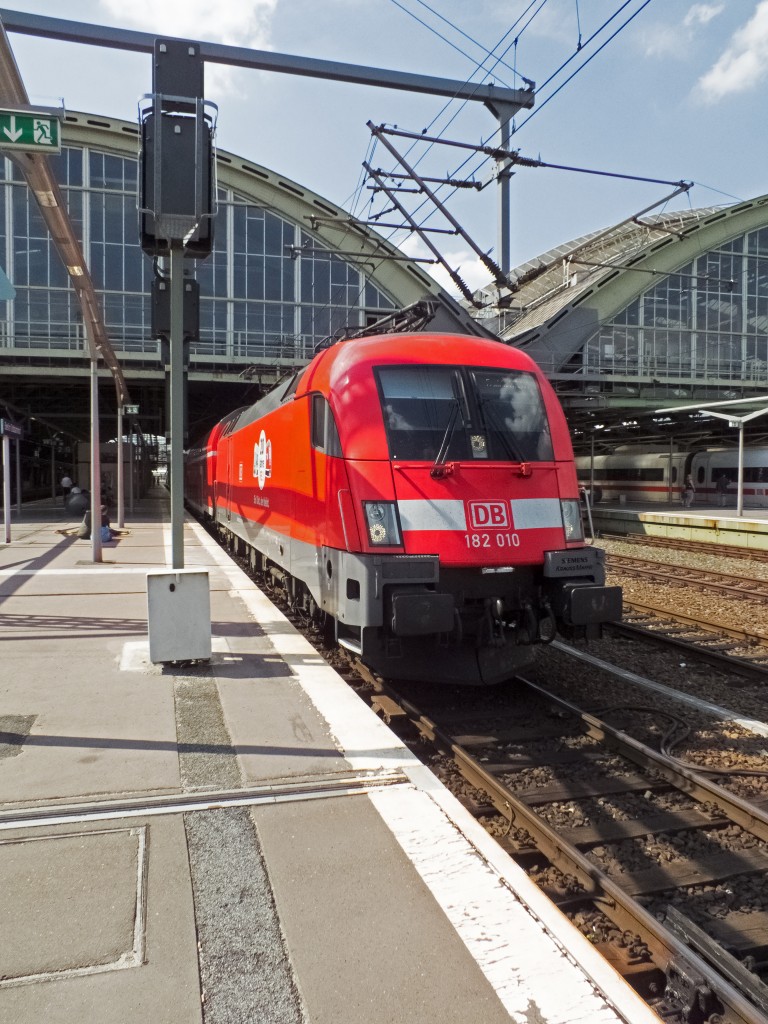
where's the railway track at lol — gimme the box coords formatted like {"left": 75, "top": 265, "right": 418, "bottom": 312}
{"left": 600, "top": 532, "right": 760, "bottom": 562}
{"left": 607, "top": 554, "right": 768, "bottom": 603}
{"left": 619, "top": 600, "right": 768, "bottom": 654}
{"left": 608, "top": 620, "right": 768, "bottom": 684}
{"left": 220, "top": 518, "right": 768, "bottom": 1020}
{"left": 602, "top": 548, "right": 768, "bottom": 669}
{"left": 365, "top": 671, "right": 768, "bottom": 1024}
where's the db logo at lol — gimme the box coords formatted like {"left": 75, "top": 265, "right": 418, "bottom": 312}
{"left": 468, "top": 501, "right": 509, "bottom": 529}
{"left": 253, "top": 430, "right": 273, "bottom": 490}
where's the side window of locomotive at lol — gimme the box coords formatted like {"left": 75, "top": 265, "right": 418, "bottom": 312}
{"left": 470, "top": 369, "right": 554, "bottom": 462}
{"left": 376, "top": 366, "right": 468, "bottom": 462}
{"left": 310, "top": 394, "right": 342, "bottom": 456}
{"left": 311, "top": 394, "right": 325, "bottom": 450}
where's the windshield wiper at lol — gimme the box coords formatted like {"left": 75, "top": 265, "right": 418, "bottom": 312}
{"left": 430, "top": 400, "right": 461, "bottom": 478}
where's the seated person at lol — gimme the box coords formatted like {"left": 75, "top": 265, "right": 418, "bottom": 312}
{"left": 75, "top": 504, "right": 112, "bottom": 541}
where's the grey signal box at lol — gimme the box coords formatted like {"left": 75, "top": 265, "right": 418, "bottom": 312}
{"left": 139, "top": 40, "right": 215, "bottom": 258}
{"left": 152, "top": 276, "right": 200, "bottom": 340}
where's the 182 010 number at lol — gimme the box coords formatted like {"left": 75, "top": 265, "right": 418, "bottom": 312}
{"left": 464, "top": 532, "right": 520, "bottom": 548}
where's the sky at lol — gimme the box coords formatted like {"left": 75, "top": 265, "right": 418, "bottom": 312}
{"left": 1, "top": 0, "right": 767, "bottom": 297}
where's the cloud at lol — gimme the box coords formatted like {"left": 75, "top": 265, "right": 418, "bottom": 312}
{"left": 98, "top": 0, "right": 277, "bottom": 96}
{"left": 99, "top": 0, "right": 276, "bottom": 46}
{"left": 397, "top": 234, "right": 495, "bottom": 297}
{"left": 684, "top": 4, "right": 724, "bottom": 28}
{"left": 696, "top": 1, "right": 768, "bottom": 101}
{"left": 641, "top": 26, "right": 685, "bottom": 59}
{"left": 642, "top": 3, "right": 724, "bottom": 58}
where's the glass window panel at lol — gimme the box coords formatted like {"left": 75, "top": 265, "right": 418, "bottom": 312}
{"left": 90, "top": 192, "right": 104, "bottom": 242}
{"left": 233, "top": 205, "right": 246, "bottom": 253}
{"left": 49, "top": 149, "right": 67, "bottom": 185}
{"left": 68, "top": 146, "right": 84, "bottom": 187}
{"left": 300, "top": 259, "right": 312, "bottom": 304}
{"left": 330, "top": 256, "right": 348, "bottom": 286}
{"left": 264, "top": 255, "right": 282, "bottom": 299}
{"left": 264, "top": 212, "right": 283, "bottom": 254}
{"left": 49, "top": 251, "right": 69, "bottom": 291}
{"left": 124, "top": 245, "right": 144, "bottom": 292}
{"left": 233, "top": 256, "right": 247, "bottom": 299}
{"left": 104, "top": 193, "right": 123, "bottom": 241}
{"left": 364, "top": 280, "right": 396, "bottom": 310}
{"left": 89, "top": 151, "right": 104, "bottom": 187}
{"left": 748, "top": 227, "right": 768, "bottom": 256}
{"left": 309, "top": 258, "right": 329, "bottom": 304}
{"left": 282, "top": 256, "right": 294, "bottom": 298}
{"left": 9, "top": 159, "right": 25, "bottom": 182}
{"left": 104, "top": 243, "right": 123, "bottom": 290}
{"left": 103, "top": 155, "right": 125, "bottom": 190}
{"left": 196, "top": 257, "right": 214, "bottom": 294}
{"left": 64, "top": 188, "right": 84, "bottom": 243}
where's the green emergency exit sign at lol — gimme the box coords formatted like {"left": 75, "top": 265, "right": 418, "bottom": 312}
{"left": 0, "top": 109, "right": 60, "bottom": 152}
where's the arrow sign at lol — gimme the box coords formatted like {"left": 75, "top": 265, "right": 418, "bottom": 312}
{"left": 3, "top": 115, "right": 22, "bottom": 143}
{"left": 0, "top": 109, "right": 61, "bottom": 152}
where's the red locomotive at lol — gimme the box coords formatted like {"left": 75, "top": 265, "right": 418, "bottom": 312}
{"left": 186, "top": 331, "right": 621, "bottom": 684}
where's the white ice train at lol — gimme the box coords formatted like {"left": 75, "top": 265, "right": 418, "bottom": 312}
{"left": 575, "top": 447, "right": 768, "bottom": 507}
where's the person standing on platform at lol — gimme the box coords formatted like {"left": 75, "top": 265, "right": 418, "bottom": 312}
{"left": 683, "top": 475, "right": 695, "bottom": 508}
{"left": 60, "top": 474, "right": 73, "bottom": 505}
{"left": 715, "top": 473, "right": 730, "bottom": 507}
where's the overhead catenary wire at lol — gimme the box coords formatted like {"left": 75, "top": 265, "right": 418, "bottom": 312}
{"left": 401, "top": 0, "right": 644, "bottom": 216}
{"left": 328, "top": 0, "right": 540, "bottom": 328}
{"left": 380, "top": 0, "right": 542, "bottom": 172}
{"left": 367, "top": 0, "right": 664, "bottom": 254}
{"left": 343, "top": 0, "right": 546, "bottom": 272}
{"left": 513, "top": 0, "right": 656, "bottom": 134}
{"left": 404, "top": 0, "right": 534, "bottom": 85}
{"left": 325, "top": 0, "right": 669, "bottom": 329}
{"left": 386, "top": 0, "right": 521, "bottom": 91}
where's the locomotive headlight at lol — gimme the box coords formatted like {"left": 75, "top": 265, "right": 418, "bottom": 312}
{"left": 363, "top": 501, "right": 402, "bottom": 546}
{"left": 560, "top": 499, "right": 585, "bottom": 542}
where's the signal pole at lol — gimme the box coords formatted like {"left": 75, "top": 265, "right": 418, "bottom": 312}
{"left": 139, "top": 39, "right": 215, "bottom": 569}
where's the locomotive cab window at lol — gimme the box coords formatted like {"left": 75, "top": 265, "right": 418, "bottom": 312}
{"left": 470, "top": 369, "right": 553, "bottom": 462}
{"left": 376, "top": 365, "right": 553, "bottom": 463}
{"left": 310, "top": 394, "right": 342, "bottom": 456}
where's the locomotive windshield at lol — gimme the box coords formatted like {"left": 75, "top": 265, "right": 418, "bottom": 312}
{"left": 376, "top": 365, "right": 554, "bottom": 463}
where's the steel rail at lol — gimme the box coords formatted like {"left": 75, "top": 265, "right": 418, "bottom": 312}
{"left": 622, "top": 599, "right": 768, "bottom": 646}
{"left": 601, "top": 532, "right": 757, "bottom": 561}
{"left": 608, "top": 554, "right": 768, "bottom": 601}
{"left": 607, "top": 620, "right": 768, "bottom": 683}
{"left": 380, "top": 678, "right": 768, "bottom": 1023}
{"left": 0, "top": 769, "right": 410, "bottom": 831}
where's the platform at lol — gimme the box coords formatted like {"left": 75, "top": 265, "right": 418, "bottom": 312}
{"left": 0, "top": 491, "right": 657, "bottom": 1023}
{"left": 587, "top": 499, "right": 768, "bottom": 551}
